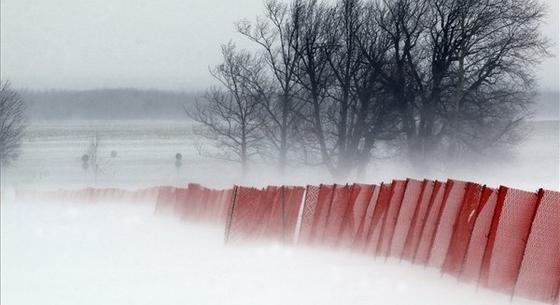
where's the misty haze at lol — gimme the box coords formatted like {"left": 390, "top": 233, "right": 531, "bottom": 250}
{"left": 1, "top": 0, "right": 558, "bottom": 305}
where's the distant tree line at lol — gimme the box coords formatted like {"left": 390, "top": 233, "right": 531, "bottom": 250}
{"left": 23, "top": 89, "right": 200, "bottom": 121}
{"left": 191, "top": 0, "right": 549, "bottom": 178}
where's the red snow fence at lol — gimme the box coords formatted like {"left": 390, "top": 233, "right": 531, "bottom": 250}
{"left": 514, "top": 189, "right": 560, "bottom": 304}
{"left": 221, "top": 180, "right": 558, "bottom": 304}
{"left": 459, "top": 186, "right": 499, "bottom": 282}
{"left": 351, "top": 184, "right": 380, "bottom": 251}
{"left": 16, "top": 187, "right": 161, "bottom": 204}
{"left": 155, "top": 183, "right": 235, "bottom": 226}
{"left": 225, "top": 185, "right": 306, "bottom": 244}
{"left": 15, "top": 178, "right": 559, "bottom": 304}
{"left": 479, "top": 187, "right": 541, "bottom": 294}
{"left": 339, "top": 184, "right": 376, "bottom": 249}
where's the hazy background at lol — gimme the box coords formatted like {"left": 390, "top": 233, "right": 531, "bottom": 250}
{"left": 1, "top": 0, "right": 558, "bottom": 191}
{"left": 1, "top": 0, "right": 558, "bottom": 91}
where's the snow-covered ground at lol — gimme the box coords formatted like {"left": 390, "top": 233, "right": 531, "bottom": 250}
{"left": 1, "top": 197, "right": 543, "bottom": 305}
{"left": 1, "top": 119, "right": 558, "bottom": 305}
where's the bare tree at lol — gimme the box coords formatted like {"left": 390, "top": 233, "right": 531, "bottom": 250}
{"left": 190, "top": 43, "right": 264, "bottom": 176}
{"left": 198, "top": 0, "right": 549, "bottom": 178}
{"left": 437, "top": 0, "right": 549, "bottom": 162}
{"left": 237, "top": 0, "right": 304, "bottom": 174}
{"left": 290, "top": 0, "right": 335, "bottom": 171}
{"left": 293, "top": 0, "right": 401, "bottom": 178}
{"left": 83, "top": 133, "right": 102, "bottom": 184}
{"left": 0, "top": 81, "right": 26, "bottom": 166}
{"left": 375, "top": 0, "right": 549, "bottom": 169}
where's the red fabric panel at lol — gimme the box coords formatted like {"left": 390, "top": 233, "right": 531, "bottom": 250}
{"left": 364, "top": 183, "right": 392, "bottom": 255}
{"left": 82, "top": 188, "right": 94, "bottom": 201}
{"left": 338, "top": 184, "right": 375, "bottom": 249}
{"left": 246, "top": 186, "right": 282, "bottom": 241}
{"left": 282, "top": 186, "right": 305, "bottom": 243}
{"left": 298, "top": 185, "right": 320, "bottom": 244}
{"left": 195, "top": 186, "right": 208, "bottom": 221}
{"left": 459, "top": 187, "right": 498, "bottom": 282}
{"left": 323, "top": 185, "right": 352, "bottom": 247}
{"left": 71, "top": 189, "right": 81, "bottom": 201}
{"left": 97, "top": 188, "right": 107, "bottom": 201}
{"left": 479, "top": 186, "right": 540, "bottom": 294}
{"left": 81, "top": 188, "right": 90, "bottom": 201}
{"left": 172, "top": 187, "right": 189, "bottom": 216}
{"left": 189, "top": 185, "right": 202, "bottom": 220}
{"left": 122, "top": 189, "right": 133, "bottom": 201}
{"left": 389, "top": 179, "right": 424, "bottom": 258}
{"left": 514, "top": 189, "right": 560, "bottom": 304}
{"left": 212, "top": 189, "right": 223, "bottom": 224}
{"left": 182, "top": 184, "right": 202, "bottom": 220}
{"left": 414, "top": 181, "right": 446, "bottom": 265}
{"left": 204, "top": 189, "right": 218, "bottom": 223}
{"left": 132, "top": 187, "right": 159, "bottom": 203}
{"left": 218, "top": 189, "right": 235, "bottom": 226}
{"left": 442, "top": 183, "right": 483, "bottom": 276}
{"left": 428, "top": 179, "right": 468, "bottom": 268}
{"left": 199, "top": 188, "right": 214, "bottom": 221}
{"left": 197, "top": 187, "right": 211, "bottom": 221}
{"left": 205, "top": 189, "right": 216, "bottom": 218}
{"left": 307, "top": 185, "right": 335, "bottom": 245}
{"left": 225, "top": 186, "right": 263, "bottom": 243}
{"left": 208, "top": 190, "right": 222, "bottom": 222}
{"left": 401, "top": 180, "right": 434, "bottom": 261}
{"left": 377, "top": 180, "right": 407, "bottom": 257}
{"left": 155, "top": 186, "right": 177, "bottom": 214}
{"left": 352, "top": 185, "right": 380, "bottom": 251}
{"left": 253, "top": 187, "right": 275, "bottom": 239}
{"left": 97, "top": 188, "right": 108, "bottom": 201}
{"left": 258, "top": 186, "right": 283, "bottom": 241}
{"left": 128, "top": 188, "right": 138, "bottom": 202}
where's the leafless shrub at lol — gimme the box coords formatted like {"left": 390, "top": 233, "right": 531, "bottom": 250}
{"left": 0, "top": 81, "right": 26, "bottom": 166}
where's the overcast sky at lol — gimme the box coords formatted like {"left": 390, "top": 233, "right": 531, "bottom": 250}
{"left": 1, "top": 0, "right": 558, "bottom": 91}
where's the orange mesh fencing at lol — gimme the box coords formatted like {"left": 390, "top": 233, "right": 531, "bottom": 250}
{"left": 17, "top": 179, "right": 560, "bottom": 305}
{"left": 298, "top": 185, "right": 320, "bottom": 244}
{"left": 377, "top": 180, "right": 407, "bottom": 257}
{"left": 307, "top": 185, "right": 335, "bottom": 245}
{"left": 338, "top": 184, "right": 375, "bottom": 249}
{"left": 479, "top": 187, "right": 540, "bottom": 294}
{"left": 224, "top": 186, "right": 263, "bottom": 243}
{"left": 282, "top": 186, "right": 305, "bottom": 243}
{"left": 428, "top": 180, "right": 468, "bottom": 268}
{"left": 514, "top": 189, "right": 560, "bottom": 304}
{"left": 414, "top": 181, "right": 446, "bottom": 265}
{"left": 323, "top": 184, "right": 352, "bottom": 247}
{"left": 352, "top": 185, "right": 380, "bottom": 251}
{"left": 364, "top": 183, "right": 392, "bottom": 255}
{"left": 442, "top": 182, "right": 483, "bottom": 276}
{"left": 459, "top": 187, "right": 498, "bottom": 283}
{"left": 389, "top": 179, "right": 424, "bottom": 258}
{"left": 401, "top": 180, "right": 435, "bottom": 261}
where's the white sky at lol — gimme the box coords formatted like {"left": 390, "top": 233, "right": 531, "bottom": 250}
{"left": 1, "top": 0, "right": 558, "bottom": 91}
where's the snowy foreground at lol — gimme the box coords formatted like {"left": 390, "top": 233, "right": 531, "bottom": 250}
{"left": 2, "top": 195, "right": 542, "bottom": 305}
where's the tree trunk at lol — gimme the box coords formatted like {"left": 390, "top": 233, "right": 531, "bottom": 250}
{"left": 279, "top": 93, "right": 289, "bottom": 175}
{"left": 241, "top": 126, "right": 248, "bottom": 177}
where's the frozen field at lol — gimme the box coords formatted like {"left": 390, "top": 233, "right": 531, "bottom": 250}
{"left": 3, "top": 119, "right": 559, "bottom": 190}
{"left": 1, "top": 119, "right": 558, "bottom": 305}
